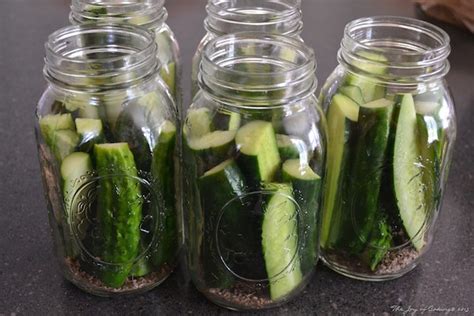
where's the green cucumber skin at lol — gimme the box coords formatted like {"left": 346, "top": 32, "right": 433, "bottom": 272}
{"left": 325, "top": 122, "right": 359, "bottom": 249}
{"left": 362, "top": 215, "right": 392, "bottom": 271}
{"left": 235, "top": 121, "right": 281, "bottom": 188}
{"left": 339, "top": 85, "right": 364, "bottom": 105}
{"left": 160, "top": 62, "right": 176, "bottom": 98}
{"left": 262, "top": 183, "right": 303, "bottom": 300}
{"left": 345, "top": 74, "right": 385, "bottom": 103}
{"left": 320, "top": 94, "right": 359, "bottom": 249}
{"left": 284, "top": 175, "right": 320, "bottom": 274}
{"left": 416, "top": 115, "right": 442, "bottom": 215}
{"left": 392, "top": 94, "right": 428, "bottom": 250}
{"left": 94, "top": 143, "right": 142, "bottom": 288}
{"left": 198, "top": 160, "right": 247, "bottom": 288}
{"left": 114, "top": 105, "right": 153, "bottom": 172}
{"left": 151, "top": 130, "right": 178, "bottom": 268}
{"left": 339, "top": 104, "right": 394, "bottom": 254}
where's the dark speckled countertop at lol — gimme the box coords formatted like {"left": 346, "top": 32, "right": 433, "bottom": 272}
{"left": 1, "top": 0, "right": 473, "bottom": 314}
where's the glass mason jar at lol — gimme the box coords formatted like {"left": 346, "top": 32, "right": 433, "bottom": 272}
{"left": 35, "top": 24, "right": 180, "bottom": 296}
{"left": 319, "top": 16, "right": 456, "bottom": 281}
{"left": 191, "top": 0, "right": 303, "bottom": 96}
{"left": 70, "top": 0, "right": 180, "bottom": 106}
{"left": 184, "top": 33, "right": 326, "bottom": 310}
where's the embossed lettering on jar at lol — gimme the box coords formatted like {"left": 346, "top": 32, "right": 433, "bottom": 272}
{"left": 35, "top": 24, "right": 180, "bottom": 296}
{"left": 184, "top": 33, "right": 326, "bottom": 310}
{"left": 319, "top": 16, "right": 456, "bottom": 281}
{"left": 191, "top": 0, "right": 303, "bottom": 96}
{"left": 70, "top": 0, "right": 180, "bottom": 104}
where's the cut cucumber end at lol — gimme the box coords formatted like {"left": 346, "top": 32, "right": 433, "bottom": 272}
{"left": 282, "top": 159, "right": 320, "bottom": 181}
{"left": 331, "top": 94, "right": 360, "bottom": 122}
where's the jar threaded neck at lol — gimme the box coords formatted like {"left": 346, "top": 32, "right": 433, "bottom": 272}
{"left": 205, "top": 0, "right": 303, "bottom": 37}
{"left": 339, "top": 16, "right": 451, "bottom": 84}
{"left": 44, "top": 24, "right": 158, "bottom": 90}
{"left": 199, "top": 33, "right": 317, "bottom": 108}
{"left": 70, "top": 0, "right": 167, "bottom": 29}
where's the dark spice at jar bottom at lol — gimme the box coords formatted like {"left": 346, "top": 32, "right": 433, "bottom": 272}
{"left": 325, "top": 246, "right": 419, "bottom": 276}
{"left": 65, "top": 257, "right": 171, "bottom": 292}
{"left": 207, "top": 284, "right": 273, "bottom": 310}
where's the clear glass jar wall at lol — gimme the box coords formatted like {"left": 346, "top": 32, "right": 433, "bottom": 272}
{"left": 35, "top": 24, "right": 180, "bottom": 296}
{"left": 70, "top": 0, "right": 180, "bottom": 104}
{"left": 191, "top": 0, "right": 303, "bottom": 96}
{"left": 184, "top": 33, "right": 326, "bottom": 310}
{"left": 319, "top": 16, "right": 456, "bottom": 280}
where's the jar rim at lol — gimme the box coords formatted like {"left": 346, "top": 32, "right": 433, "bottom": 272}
{"left": 70, "top": 0, "right": 167, "bottom": 29}
{"left": 339, "top": 16, "right": 451, "bottom": 83}
{"left": 344, "top": 16, "right": 450, "bottom": 57}
{"left": 205, "top": 0, "right": 303, "bottom": 36}
{"left": 45, "top": 24, "right": 158, "bottom": 89}
{"left": 199, "top": 32, "right": 317, "bottom": 108}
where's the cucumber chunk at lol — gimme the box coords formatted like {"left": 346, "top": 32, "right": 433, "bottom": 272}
{"left": 416, "top": 115, "right": 441, "bottom": 223}
{"left": 39, "top": 114, "right": 79, "bottom": 161}
{"left": 160, "top": 62, "right": 176, "bottom": 97}
{"left": 339, "top": 85, "right": 364, "bottom": 105}
{"left": 75, "top": 118, "right": 104, "bottom": 152}
{"left": 50, "top": 130, "right": 80, "bottom": 162}
{"left": 321, "top": 94, "right": 359, "bottom": 247}
{"left": 187, "top": 130, "right": 236, "bottom": 169}
{"left": 282, "top": 159, "right": 321, "bottom": 274}
{"left": 184, "top": 108, "right": 213, "bottom": 138}
{"left": 262, "top": 183, "right": 302, "bottom": 300}
{"left": 214, "top": 109, "right": 241, "bottom": 131}
{"left": 235, "top": 121, "right": 281, "bottom": 186}
{"left": 277, "top": 134, "right": 307, "bottom": 161}
{"left": 199, "top": 159, "right": 247, "bottom": 288}
{"left": 342, "top": 98, "right": 394, "bottom": 253}
{"left": 345, "top": 51, "right": 388, "bottom": 103}
{"left": 94, "top": 143, "right": 142, "bottom": 288}
{"left": 393, "top": 94, "right": 428, "bottom": 250}
{"left": 60, "top": 152, "right": 94, "bottom": 254}
{"left": 39, "top": 114, "right": 75, "bottom": 139}
{"left": 151, "top": 120, "right": 178, "bottom": 267}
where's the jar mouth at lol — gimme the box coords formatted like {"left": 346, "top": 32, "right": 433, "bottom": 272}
{"left": 70, "top": 0, "right": 167, "bottom": 29}
{"left": 45, "top": 24, "right": 158, "bottom": 90}
{"left": 339, "top": 16, "right": 451, "bottom": 83}
{"left": 199, "top": 32, "right": 317, "bottom": 108}
{"left": 205, "top": 0, "right": 303, "bottom": 36}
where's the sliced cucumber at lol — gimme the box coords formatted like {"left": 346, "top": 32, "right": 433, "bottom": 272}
{"left": 199, "top": 159, "right": 247, "bottom": 288}
{"left": 187, "top": 130, "right": 236, "bottom": 167}
{"left": 340, "top": 98, "right": 394, "bottom": 253}
{"left": 39, "top": 114, "right": 75, "bottom": 140}
{"left": 214, "top": 109, "right": 241, "bottom": 131}
{"left": 415, "top": 101, "right": 439, "bottom": 116}
{"left": 60, "top": 152, "right": 93, "bottom": 251}
{"left": 262, "top": 183, "right": 302, "bottom": 300}
{"left": 393, "top": 94, "right": 428, "bottom": 250}
{"left": 345, "top": 51, "right": 388, "bottom": 103}
{"left": 339, "top": 85, "right": 364, "bottom": 105}
{"left": 184, "top": 108, "right": 213, "bottom": 138}
{"left": 151, "top": 120, "right": 178, "bottom": 268}
{"left": 321, "top": 94, "right": 359, "bottom": 248}
{"left": 235, "top": 121, "right": 281, "bottom": 186}
{"left": 282, "top": 159, "right": 321, "bottom": 274}
{"left": 75, "top": 118, "right": 104, "bottom": 152}
{"left": 417, "top": 115, "right": 441, "bottom": 220}
{"left": 50, "top": 130, "right": 80, "bottom": 162}
{"left": 276, "top": 134, "right": 307, "bottom": 161}
{"left": 160, "top": 62, "right": 176, "bottom": 97}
